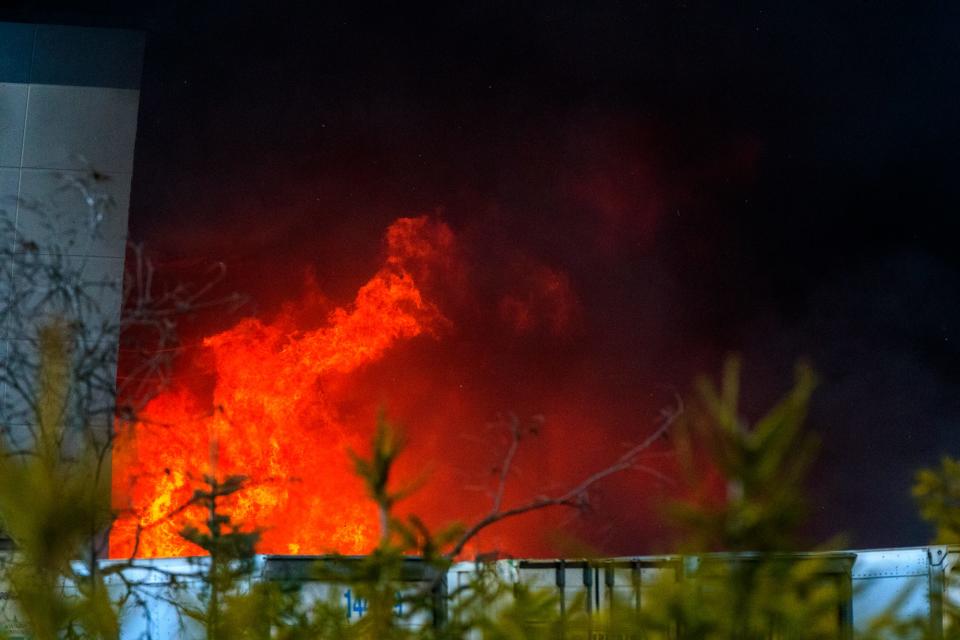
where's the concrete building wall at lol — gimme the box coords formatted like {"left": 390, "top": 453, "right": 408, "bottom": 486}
{"left": 0, "top": 22, "right": 144, "bottom": 444}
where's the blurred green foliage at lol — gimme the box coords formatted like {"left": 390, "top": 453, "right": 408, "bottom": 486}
{"left": 910, "top": 457, "right": 960, "bottom": 638}
{"left": 176, "top": 474, "right": 262, "bottom": 639}
{"left": 618, "top": 357, "right": 845, "bottom": 639}
{"left": 914, "top": 457, "right": 960, "bottom": 545}
{"left": 0, "top": 323, "right": 116, "bottom": 639}
{"left": 5, "top": 348, "right": 960, "bottom": 638}
{"left": 670, "top": 357, "right": 820, "bottom": 553}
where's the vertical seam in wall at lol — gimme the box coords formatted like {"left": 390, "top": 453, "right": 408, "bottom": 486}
{"left": 26, "top": 23, "right": 38, "bottom": 86}
{"left": 14, "top": 84, "right": 31, "bottom": 238}
{"left": 4, "top": 31, "right": 38, "bottom": 384}
{"left": 14, "top": 25, "right": 38, "bottom": 239}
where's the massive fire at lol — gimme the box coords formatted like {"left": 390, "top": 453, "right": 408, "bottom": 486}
{"left": 110, "top": 217, "right": 452, "bottom": 558}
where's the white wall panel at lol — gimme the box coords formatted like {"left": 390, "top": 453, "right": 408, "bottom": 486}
{"left": 0, "top": 83, "right": 27, "bottom": 168}
{"left": 21, "top": 84, "right": 139, "bottom": 174}
{"left": 16, "top": 167, "right": 131, "bottom": 257}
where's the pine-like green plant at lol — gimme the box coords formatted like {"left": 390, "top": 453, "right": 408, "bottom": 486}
{"left": 176, "top": 474, "right": 262, "bottom": 639}
{"left": 0, "top": 322, "right": 117, "bottom": 639}
{"left": 0, "top": 345, "right": 869, "bottom": 639}
{"left": 914, "top": 457, "right": 960, "bottom": 545}
{"left": 904, "top": 457, "right": 960, "bottom": 639}
{"left": 671, "top": 356, "right": 820, "bottom": 553}
{"left": 632, "top": 356, "right": 847, "bottom": 640}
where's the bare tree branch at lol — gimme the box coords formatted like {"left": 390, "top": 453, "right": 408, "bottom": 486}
{"left": 444, "top": 395, "right": 682, "bottom": 560}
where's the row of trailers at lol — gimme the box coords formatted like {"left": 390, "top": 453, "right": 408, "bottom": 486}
{"left": 1, "top": 545, "right": 957, "bottom": 638}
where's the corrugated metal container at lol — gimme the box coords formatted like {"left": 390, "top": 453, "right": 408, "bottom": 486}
{"left": 2, "top": 546, "right": 960, "bottom": 637}
{"left": 850, "top": 546, "right": 959, "bottom": 637}
{"left": 260, "top": 555, "right": 445, "bottom": 630}
{"left": 95, "top": 557, "right": 209, "bottom": 639}
{"left": 510, "top": 553, "right": 854, "bottom": 638}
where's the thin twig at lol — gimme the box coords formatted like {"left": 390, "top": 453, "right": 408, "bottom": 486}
{"left": 444, "top": 395, "right": 682, "bottom": 560}
{"left": 491, "top": 413, "right": 521, "bottom": 513}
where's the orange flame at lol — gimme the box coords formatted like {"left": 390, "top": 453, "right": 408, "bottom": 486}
{"left": 111, "top": 217, "right": 450, "bottom": 558}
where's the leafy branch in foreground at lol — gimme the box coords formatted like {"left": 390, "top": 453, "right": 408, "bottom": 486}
{"left": 914, "top": 456, "right": 960, "bottom": 546}
{"left": 670, "top": 356, "right": 820, "bottom": 553}
{"left": 0, "top": 323, "right": 117, "bottom": 640}
{"left": 178, "top": 475, "right": 261, "bottom": 640}
{"left": 0, "top": 166, "right": 247, "bottom": 638}
{"left": 637, "top": 357, "right": 844, "bottom": 640}
{"left": 317, "top": 404, "right": 681, "bottom": 638}
{"left": 910, "top": 458, "right": 960, "bottom": 637}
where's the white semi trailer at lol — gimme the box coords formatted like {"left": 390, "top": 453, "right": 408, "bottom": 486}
{"left": 1, "top": 546, "right": 956, "bottom": 638}
{"left": 493, "top": 546, "right": 957, "bottom": 639}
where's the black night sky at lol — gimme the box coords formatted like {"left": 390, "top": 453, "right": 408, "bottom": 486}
{"left": 4, "top": 2, "right": 959, "bottom": 553}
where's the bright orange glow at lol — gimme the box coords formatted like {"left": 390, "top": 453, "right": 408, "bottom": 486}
{"left": 110, "top": 217, "right": 450, "bottom": 558}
